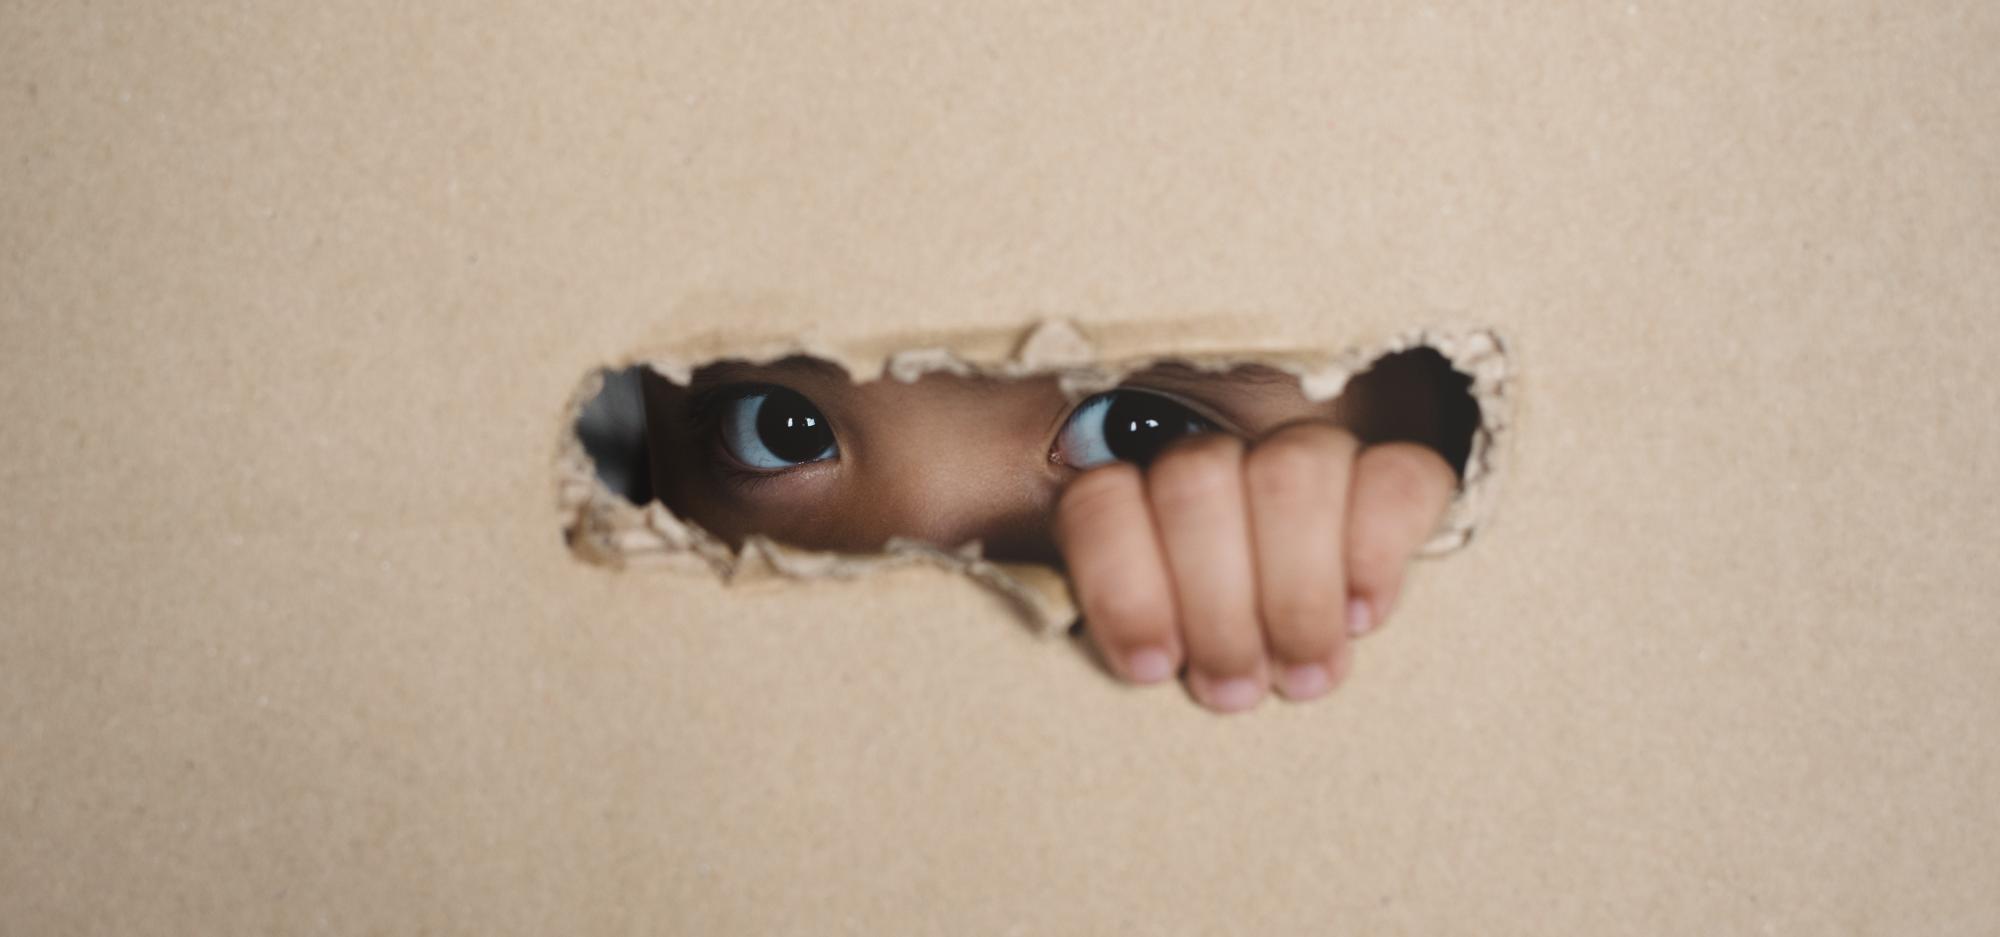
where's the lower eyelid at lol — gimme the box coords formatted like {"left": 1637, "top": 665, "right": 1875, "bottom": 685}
{"left": 707, "top": 447, "right": 837, "bottom": 488}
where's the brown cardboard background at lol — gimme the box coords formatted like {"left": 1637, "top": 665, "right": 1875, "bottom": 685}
{"left": 4, "top": 2, "right": 1997, "bottom": 934}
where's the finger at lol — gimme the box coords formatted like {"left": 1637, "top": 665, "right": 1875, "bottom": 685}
{"left": 1243, "top": 422, "right": 1359, "bottom": 701}
{"left": 1344, "top": 442, "right": 1458, "bottom": 637}
{"left": 1053, "top": 462, "right": 1181, "bottom": 684}
{"left": 1145, "top": 434, "right": 1266, "bottom": 713}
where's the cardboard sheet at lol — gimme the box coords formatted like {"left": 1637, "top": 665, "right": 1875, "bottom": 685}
{"left": 5, "top": 2, "right": 1997, "bottom": 933}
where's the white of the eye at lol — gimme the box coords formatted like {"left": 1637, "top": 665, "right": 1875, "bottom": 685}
{"left": 1056, "top": 393, "right": 1118, "bottom": 469}
{"left": 719, "top": 392, "right": 834, "bottom": 470}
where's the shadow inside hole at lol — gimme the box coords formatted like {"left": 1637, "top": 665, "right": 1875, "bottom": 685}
{"left": 576, "top": 366, "right": 654, "bottom": 505}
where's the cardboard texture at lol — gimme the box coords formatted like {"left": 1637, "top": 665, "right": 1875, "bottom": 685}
{"left": 4, "top": 2, "right": 1996, "bottom": 934}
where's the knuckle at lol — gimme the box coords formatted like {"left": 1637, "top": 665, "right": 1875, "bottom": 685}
{"left": 1157, "top": 432, "right": 1244, "bottom": 467}
{"left": 1146, "top": 436, "right": 1243, "bottom": 509}
{"left": 1056, "top": 463, "right": 1142, "bottom": 527}
{"left": 1244, "top": 429, "right": 1351, "bottom": 500}
{"left": 1267, "top": 420, "right": 1359, "bottom": 452}
{"left": 1361, "top": 443, "right": 1454, "bottom": 509}
{"left": 1087, "top": 586, "right": 1175, "bottom": 639}
{"left": 1360, "top": 442, "right": 1456, "bottom": 494}
{"left": 1380, "top": 474, "right": 1434, "bottom": 518}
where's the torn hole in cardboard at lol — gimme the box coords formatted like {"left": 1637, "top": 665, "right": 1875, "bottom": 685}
{"left": 557, "top": 320, "right": 1513, "bottom": 633}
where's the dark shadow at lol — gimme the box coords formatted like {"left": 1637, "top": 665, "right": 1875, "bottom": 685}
{"left": 574, "top": 366, "right": 653, "bottom": 505}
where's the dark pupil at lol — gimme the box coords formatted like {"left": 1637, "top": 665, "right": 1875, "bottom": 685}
{"left": 1105, "top": 391, "right": 1210, "bottom": 467}
{"left": 756, "top": 388, "right": 833, "bottom": 463}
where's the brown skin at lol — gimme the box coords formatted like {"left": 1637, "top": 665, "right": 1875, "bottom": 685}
{"left": 642, "top": 354, "right": 1465, "bottom": 714}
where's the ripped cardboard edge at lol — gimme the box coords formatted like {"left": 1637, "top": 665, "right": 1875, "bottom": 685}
{"left": 556, "top": 319, "right": 1515, "bottom": 634}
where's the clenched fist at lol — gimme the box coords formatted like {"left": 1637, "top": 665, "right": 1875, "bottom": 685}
{"left": 1055, "top": 423, "right": 1457, "bottom": 713}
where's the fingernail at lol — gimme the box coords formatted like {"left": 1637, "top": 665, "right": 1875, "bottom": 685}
{"left": 1347, "top": 597, "right": 1375, "bottom": 637}
{"left": 1125, "top": 648, "right": 1174, "bottom": 684}
{"left": 1276, "top": 663, "right": 1331, "bottom": 701}
{"left": 1190, "top": 672, "right": 1264, "bottom": 713}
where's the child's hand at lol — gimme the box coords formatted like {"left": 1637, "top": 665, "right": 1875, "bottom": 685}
{"left": 1053, "top": 423, "right": 1457, "bottom": 713}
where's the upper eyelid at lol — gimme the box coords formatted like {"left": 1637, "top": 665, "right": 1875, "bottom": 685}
{"left": 688, "top": 380, "right": 829, "bottom": 426}
{"left": 1099, "top": 384, "right": 1250, "bottom": 437}
{"left": 687, "top": 379, "right": 791, "bottom": 402}
{"left": 1044, "top": 385, "right": 1248, "bottom": 460}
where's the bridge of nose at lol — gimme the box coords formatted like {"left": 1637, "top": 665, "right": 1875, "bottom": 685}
{"left": 840, "top": 372, "right": 1069, "bottom": 554}
{"left": 872, "top": 441, "right": 1058, "bottom": 551}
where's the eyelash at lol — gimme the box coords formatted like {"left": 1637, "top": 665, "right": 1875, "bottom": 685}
{"left": 685, "top": 383, "right": 829, "bottom": 489}
{"left": 709, "top": 467, "right": 796, "bottom": 494}
{"left": 1095, "top": 387, "right": 1237, "bottom": 436}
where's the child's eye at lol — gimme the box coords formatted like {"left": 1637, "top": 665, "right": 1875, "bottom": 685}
{"left": 1056, "top": 389, "right": 1219, "bottom": 469}
{"left": 717, "top": 386, "right": 838, "bottom": 470}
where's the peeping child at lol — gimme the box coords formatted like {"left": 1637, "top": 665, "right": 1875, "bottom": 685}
{"left": 640, "top": 351, "right": 1476, "bottom": 714}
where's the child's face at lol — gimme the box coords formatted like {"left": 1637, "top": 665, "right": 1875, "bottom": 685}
{"left": 643, "top": 360, "right": 1342, "bottom": 564}
{"left": 639, "top": 349, "right": 1469, "bottom": 713}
